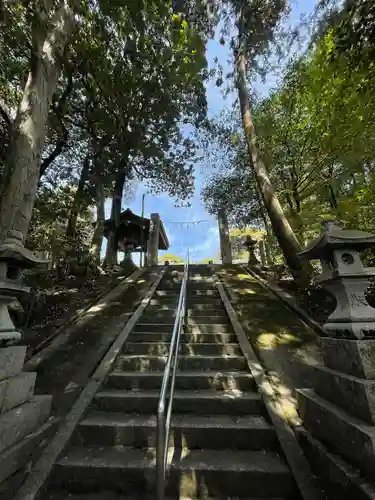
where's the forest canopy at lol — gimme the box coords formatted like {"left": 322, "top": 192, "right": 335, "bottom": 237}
{"left": 0, "top": 0, "right": 374, "bottom": 284}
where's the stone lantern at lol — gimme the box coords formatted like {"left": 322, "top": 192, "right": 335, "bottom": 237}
{"left": 296, "top": 221, "right": 375, "bottom": 496}
{"left": 0, "top": 230, "right": 51, "bottom": 496}
{"left": 0, "top": 230, "right": 47, "bottom": 345}
{"left": 298, "top": 220, "right": 375, "bottom": 339}
{"left": 244, "top": 236, "right": 259, "bottom": 266}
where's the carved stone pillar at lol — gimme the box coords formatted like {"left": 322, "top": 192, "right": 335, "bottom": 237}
{"left": 218, "top": 209, "right": 232, "bottom": 264}
{"left": 147, "top": 213, "right": 160, "bottom": 266}
{"left": 258, "top": 240, "right": 266, "bottom": 266}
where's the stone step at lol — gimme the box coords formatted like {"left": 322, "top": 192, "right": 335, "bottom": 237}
{"left": 148, "top": 298, "right": 179, "bottom": 307}
{"left": 0, "top": 395, "right": 52, "bottom": 454}
{"left": 133, "top": 323, "right": 233, "bottom": 334}
{"left": 0, "top": 418, "right": 56, "bottom": 486}
{"left": 53, "top": 446, "right": 291, "bottom": 498}
{"left": 187, "top": 316, "right": 230, "bottom": 325}
{"left": 312, "top": 363, "right": 375, "bottom": 425}
{"left": 74, "top": 412, "right": 275, "bottom": 450}
{"left": 124, "top": 342, "right": 242, "bottom": 357}
{"left": 188, "top": 304, "right": 225, "bottom": 311}
{"left": 187, "top": 298, "right": 223, "bottom": 306}
{"left": 144, "top": 305, "right": 177, "bottom": 313}
{"left": 139, "top": 315, "right": 177, "bottom": 323}
{"left": 297, "top": 388, "right": 375, "bottom": 477}
{"left": 45, "top": 492, "right": 287, "bottom": 500}
{"left": 127, "top": 332, "right": 237, "bottom": 344}
{"left": 154, "top": 290, "right": 181, "bottom": 298}
{"left": 187, "top": 324, "right": 234, "bottom": 334}
{"left": 133, "top": 323, "right": 175, "bottom": 333}
{"left": 188, "top": 275, "right": 215, "bottom": 280}
{"left": 157, "top": 285, "right": 183, "bottom": 291}
{"left": 187, "top": 290, "right": 220, "bottom": 297}
{"left": 187, "top": 285, "right": 218, "bottom": 291}
{"left": 159, "top": 283, "right": 215, "bottom": 290}
{"left": 139, "top": 310, "right": 228, "bottom": 320}
{"left": 114, "top": 354, "right": 247, "bottom": 372}
{"left": 145, "top": 303, "right": 177, "bottom": 311}
{"left": 93, "top": 389, "right": 263, "bottom": 415}
{"left": 188, "top": 309, "right": 227, "bottom": 317}
{"left": 106, "top": 370, "right": 255, "bottom": 391}
{"left": 297, "top": 425, "right": 375, "bottom": 500}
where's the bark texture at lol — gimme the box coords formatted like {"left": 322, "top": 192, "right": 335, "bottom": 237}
{"left": 91, "top": 177, "right": 105, "bottom": 265}
{"left": 0, "top": 2, "right": 75, "bottom": 242}
{"left": 66, "top": 155, "right": 90, "bottom": 239}
{"left": 236, "top": 51, "right": 311, "bottom": 283}
{"left": 104, "top": 170, "right": 126, "bottom": 267}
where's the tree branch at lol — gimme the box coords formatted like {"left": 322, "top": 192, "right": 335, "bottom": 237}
{"left": 39, "top": 126, "right": 68, "bottom": 178}
{"left": 39, "top": 67, "right": 74, "bottom": 179}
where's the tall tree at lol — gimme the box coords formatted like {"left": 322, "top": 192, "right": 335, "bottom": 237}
{"left": 230, "top": 0, "right": 311, "bottom": 283}
{"left": 0, "top": 1, "right": 77, "bottom": 242}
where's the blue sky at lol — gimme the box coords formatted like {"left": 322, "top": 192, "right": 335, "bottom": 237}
{"left": 104, "top": 0, "right": 318, "bottom": 264}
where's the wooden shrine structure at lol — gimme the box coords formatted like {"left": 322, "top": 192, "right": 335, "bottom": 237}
{"left": 104, "top": 209, "right": 169, "bottom": 264}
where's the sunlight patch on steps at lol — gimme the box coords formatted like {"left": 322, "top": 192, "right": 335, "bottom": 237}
{"left": 256, "top": 330, "right": 300, "bottom": 350}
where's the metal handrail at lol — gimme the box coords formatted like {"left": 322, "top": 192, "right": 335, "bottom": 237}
{"left": 156, "top": 253, "right": 189, "bottom": 500}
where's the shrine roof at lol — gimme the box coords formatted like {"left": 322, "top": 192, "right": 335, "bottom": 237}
{"left": 299, "top": 223, "right": 375, "bottom": 259}
{"left": 104, "top": 209, "right": 169, "bottom": 250}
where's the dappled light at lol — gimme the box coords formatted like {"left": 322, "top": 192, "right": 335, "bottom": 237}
{"left": 3, "top": 0, "right": 374, "bottom": 497}
{"left": 238, "top": 288, "right": 257, "bottom": 295}
{"left": 90, "top": 302, "right": 110, "bottom": 313}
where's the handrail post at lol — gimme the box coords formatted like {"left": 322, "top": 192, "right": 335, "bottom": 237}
{"left": 156, "top": 403, "right": 166, "bottom": 500}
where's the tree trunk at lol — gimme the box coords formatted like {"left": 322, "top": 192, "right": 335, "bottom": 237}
{"left": 0, "top": 3, "right": 75, "bottom": 243}
{"left": 91, "top": 177, "right": 105, "bottom": 265}
{"left": 104, "top": 169, "right": 126, "bottom": 267}
{"left": 236, "top": 50, "right": 311, "bottom": 284}
{"left": 39, "top": 66, "right": 74, "bottom": 181}
{"left": 66, "top": 155, "right": 90, "bottom": 239}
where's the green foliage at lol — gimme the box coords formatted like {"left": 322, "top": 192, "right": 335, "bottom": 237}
{"left": 26, "top": 186, "right": 94, "bottom": 262}
{"left": 158, "top": 253, "right": 184, "bottom": 263}
{"left": 200, "top": 112, "right": 261, "bottom": 226}
{"left": 0, "top": 0, "right": 213, "bottom": 260}
{"left": 202, "top": 0, "right": 375, "bottom": 253}
{"left": 230, "top": 227, "right": 264, "bottom": 261}
{"left": 197, "top": 257, "right": 216, "bottom": 264}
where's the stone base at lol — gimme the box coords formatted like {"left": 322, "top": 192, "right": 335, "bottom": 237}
{"left": 313, "top": 364, "right": 375, "bottom": 425}
{"left": 0, "top": 395, "right": 52, "bottom": 454}
{"left": 320, "top": 337, "right": 375, "bottom": 378}
{"left": 0, "top": 372, "right": 36, "bottom": 413}
{"left": 0, "top": 346, "right": 26, "bottom": 381}
{"left": 296, "top": 425, "right": 375, "bottom": 500}
{"left": 324, "top": 321, "right": 375, "bottom": 340}
{"left": 0, "top": 344, "right": 52, "bottom": 493}
{"left": 297, "top": 388, "right": 375, "bottom": 476}
{"left": 0, "top": 418, "right": 56, "bottom": 484}
{"left": 298, "top": 337, "right": 375, "bottom": 491}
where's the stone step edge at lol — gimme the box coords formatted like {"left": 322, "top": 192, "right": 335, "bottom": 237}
{"left": 296, "top": 425, "right": 375, "bottom": 500}
{"left": 124, "top": 342, "right": 240, "bottom": 348}
{"left": 108, "top": 370, "right": 253, "bottom": 378}
{"left": 95, "top": 389, "right": 261, "bottom": 400}
{"left": 79, "top": 412, "right": 272, "bottom": 430}
{"left": 56, "top": 446, "right": 289, "bottom": 474}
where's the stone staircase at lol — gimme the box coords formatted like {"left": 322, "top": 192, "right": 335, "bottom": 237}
{"left": 44, "top": 265, "right": 293, "bottom": 499}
